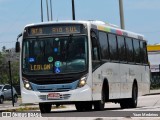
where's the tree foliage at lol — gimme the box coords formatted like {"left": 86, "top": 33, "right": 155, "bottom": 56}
{"left": 0, "top": 50, "right": 19, "bottom": 85}
{"left": 2, "top": 46, "right": 6, "bottom": 52}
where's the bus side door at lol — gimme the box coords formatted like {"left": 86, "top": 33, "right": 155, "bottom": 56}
{"left": 91, "top": 30, "right": 102, "bottom": 101}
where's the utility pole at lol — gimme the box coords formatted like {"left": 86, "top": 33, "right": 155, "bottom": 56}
{"left": 8, "top": 61, "right": 14, "bottom": 107}
{"left": 119, "top": 0, "right": 125, "bottom": 29}
{"left": 41, "top": 0, "right": 43, "bottom": 22}
{"left": 50, "top": 0, "right": 53, "bottom": 21}
{"left": 72, "top": 0, "right": 75, "bottom": 20}
{"left": 46, "top": 0, "right": 50, "bottom": 21}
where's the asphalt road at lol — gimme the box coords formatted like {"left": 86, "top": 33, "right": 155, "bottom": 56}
{"left": 42, "top": 94, "right": 160, "bottom": 117}
{"left": 0, "top": 94, "right": 160, "bottom": 119}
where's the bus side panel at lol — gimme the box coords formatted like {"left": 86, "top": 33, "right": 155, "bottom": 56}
{"left": 120, "top": 63, "right": 132, "bottom": 98}
{"left": 140, "top": 65, "right": 150, "bottom": 95}
{"left": 103, "top": 63, "right": 121, "bottom": 99}
{"left": 120, "top": 64, "right": 150, "bottom": 98}
{"left": 92, "top": 63, "right": 121, "bottom": 101}
{"left": 92, "top": 67, "right": 102, "bottom": 101}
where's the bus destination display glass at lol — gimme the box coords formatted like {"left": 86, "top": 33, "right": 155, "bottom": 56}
{"left": 28, "top": 25, "right": 82, "bottom": 36}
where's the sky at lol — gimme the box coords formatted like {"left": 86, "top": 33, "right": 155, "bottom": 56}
{"left": 0, "top": 0, "right": 160, "bottom": 50}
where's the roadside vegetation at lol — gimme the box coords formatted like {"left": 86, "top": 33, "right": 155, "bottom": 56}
{"left": 0, "top": 46, "right": 19, "bottom": 86}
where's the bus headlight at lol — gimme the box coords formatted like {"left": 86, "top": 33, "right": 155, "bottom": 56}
{"left": 78, "top": 75, "right": 88, "bottom": 88}
{"left": 22, "top": 77, "right": 32, "bottom": 90}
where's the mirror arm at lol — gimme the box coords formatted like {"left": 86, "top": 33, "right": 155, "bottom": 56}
{"left": 15, "top": 33, "right": 22, "bottom": 53}
{"left": 17, "top": 33, "right": 22, "bottom": 42}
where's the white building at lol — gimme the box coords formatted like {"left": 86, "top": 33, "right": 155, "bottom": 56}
{"left": 147, "top": 44, "right": 160, "bottom": 87}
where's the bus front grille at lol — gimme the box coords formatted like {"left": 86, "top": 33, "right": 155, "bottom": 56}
{"left": 37, "top": 88, "right": 71, "bottom": 92}
{"left": 39, "top": 94, "right": 71, "bottom": 100}
{"left": 30, "top": 77, "right": 76, "bottom": 85}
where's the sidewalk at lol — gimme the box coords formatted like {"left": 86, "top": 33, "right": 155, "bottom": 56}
{"left": 0, "top": 89, "right": 160, "bottom": 112}
{"left": 148, "top": 89, "right": 160, "bottom": 95}
{"left": 0, "top": 103, "right": 39, "bottom": 112}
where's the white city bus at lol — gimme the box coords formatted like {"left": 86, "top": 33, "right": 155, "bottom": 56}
{"left": 16, "top": 20, "right": 150, "bottom": 113}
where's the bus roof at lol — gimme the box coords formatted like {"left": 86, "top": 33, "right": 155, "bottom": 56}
{"left": 89, "top": 21, "right": 145, "bottom": 40}
{"left": 25, "top": 20, "right": 145, "bottom": 40}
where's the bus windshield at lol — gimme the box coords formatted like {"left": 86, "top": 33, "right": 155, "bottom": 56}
{"left": 22, "top": 36, "right": 88, "bottom": 75}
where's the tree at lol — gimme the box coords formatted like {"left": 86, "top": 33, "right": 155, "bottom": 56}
{"left": 0, "top": 50, "right": 19, "bottom": 85}
{"left": 0, "top": 52, "right": 3, "bottom": 64}
{"left": 2, "top": 46, "right": 6, "bottom": 52}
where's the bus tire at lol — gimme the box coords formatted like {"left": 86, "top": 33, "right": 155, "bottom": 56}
{"left": 120, "top": 83, "right": 138, "bottom": 109}
{"left": 120, "top": 99, "right": 129, "bottom": 109}
{"left": 75, "top": 102, "right": 92, "bottom": 111}
{"left": 129, "top": 83, "right": 138, "bottom": 108}
{"left": 84, "top": 102, "right": 92, "bottom": 111}
{"left": 94, "top": 88, "right": 105, "bottom": 111}
{"left": 75, "top": 102, "right": 85, "bottom": 111}
{"left": 39, "top": 103, "right": 52, "bottom": 113}
{"left": 75, "top": 103, "right": 84, "bottom": 111}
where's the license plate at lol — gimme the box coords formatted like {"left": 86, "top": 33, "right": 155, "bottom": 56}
{"left": 48, "top": 93, "right": 60, "bottom": 99}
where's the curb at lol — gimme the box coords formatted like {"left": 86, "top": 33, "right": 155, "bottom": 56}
{"left": 0, "top": 105, "right": 39, "bottom": 112}
{"left": 144, "top": 89, "right": 160, "bottom": 96}
{"left": 0, "top": 105, "right": 67, "bottom": 112}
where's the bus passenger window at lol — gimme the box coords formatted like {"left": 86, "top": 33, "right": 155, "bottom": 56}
{"left": 99, "top": 32, "right": 109, "bottom": 60}
{"left": 126, "top": 38, "right": 134, "bottom": 63}
{"left": 117, "top": 36, "right": 126, "bottom": 62}
{"left": 108, "top": 34, "right": 118, "bottom": 61}
{"left": 133, "top": 39, "right": 141, "bottom": 63}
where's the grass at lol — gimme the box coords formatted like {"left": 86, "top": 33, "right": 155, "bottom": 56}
{"left": 19, "top": 103, "right": 36, "bottom": 106}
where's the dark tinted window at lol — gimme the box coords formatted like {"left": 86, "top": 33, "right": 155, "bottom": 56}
{"left": 140, "top": 41, "right": 148, "bottom": 64}
{"left": 3, "top": 85, "right": 10, "bottom": 90}
{"left": 91, "top": 31, "right": 101, "bottom": 70}
{"left": 117, "top": 36, "right": 126, "bottom": 61}
{"left": 133, "top": 39, "right": 141, "bottom": 63}
{"left": 99, "top": 32, "right": 109, "bottom": 60}
{"left": 126, "top": 38, "right": 134, "bottom": 62}
{"left": 108, "top": 34, "right": 118, "bottom": 61}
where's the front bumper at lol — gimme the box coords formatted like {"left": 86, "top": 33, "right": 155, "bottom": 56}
{"left": 21, "top": 84, "right": 92, "bottom": 103}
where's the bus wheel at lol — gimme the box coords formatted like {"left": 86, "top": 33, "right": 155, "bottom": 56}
{"left": 129, "top": 84, "right": 138, "bottom": 108}
{"left": 75, "top": 102, "right": 92, "bottom": 111}
{"left": 75, "top": 102, "right": 85, "bottom": 111}
{"left": 39, "top": 103, "right": 52, "bottom": 113}
{"left": 84, "top": 102, "right": 92, "bottom": 111}
{"left": 120, "top": 99, "right": 129, "bottom": 109}
{"left": 94, "top": 89, "right": 105, "bottom": 111}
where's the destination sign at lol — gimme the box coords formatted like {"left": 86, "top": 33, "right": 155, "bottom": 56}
{"left": 28, "top": 24, "right": 82, "bottom": 36}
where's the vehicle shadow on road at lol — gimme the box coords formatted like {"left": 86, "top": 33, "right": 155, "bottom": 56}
{"left": 41, "top": 107, "right": 127, "bottom": 117}
{"left": 50, "top": 107, "right": 122, "bottom": 113}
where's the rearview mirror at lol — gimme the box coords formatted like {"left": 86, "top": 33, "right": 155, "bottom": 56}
{"left": 15, "top": 33, "right": 22, "bottom": 53}
{"left": 15, "top": 41, "right": 20, "bottom": 53}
